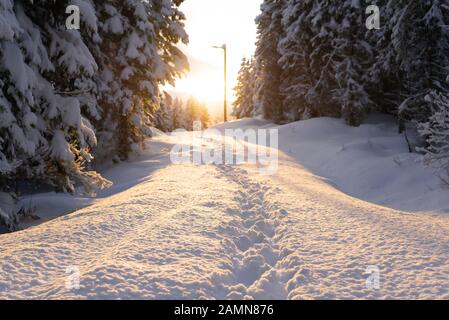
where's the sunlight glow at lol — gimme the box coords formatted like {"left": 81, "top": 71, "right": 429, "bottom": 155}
{"left": 172, "top": 65, "right": 223, "bottom": 103}
{"left": 166, "top": 0, "right": 262, "bottom": 115}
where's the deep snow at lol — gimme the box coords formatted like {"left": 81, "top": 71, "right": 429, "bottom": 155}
{"left": 1, "top": 116, "right": 449, "bottom": 299}
{"left": 277, "top": 115, "right": 449, "bottom": 213}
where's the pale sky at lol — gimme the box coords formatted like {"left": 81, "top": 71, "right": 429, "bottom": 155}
{"left": 166, "top": 0, "right": 262, "bottom": 115}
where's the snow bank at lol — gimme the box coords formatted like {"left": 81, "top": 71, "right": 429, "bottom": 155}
{"left": 20, "top": 115, "right": 449, "bottom": 231}
{"left": 18, "top": 139, "right": 173, "bottom": 229}
{"left": 273, "top": 115, "right": 449, "bottom": 214}
{"left": 212, "top": 117, "right": 272, "bottom": 132}
{"left": 16, "top": 114, "right": 449, "bottom": 232}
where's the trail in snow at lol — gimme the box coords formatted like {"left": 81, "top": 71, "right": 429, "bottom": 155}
{"left": 1, "top": 119, "right": 449, "bottom": 299}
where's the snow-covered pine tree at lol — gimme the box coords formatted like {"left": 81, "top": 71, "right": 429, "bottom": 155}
{"left": 181, "top": 97, "right": 210, "bottom": 131}
{"left": 307, "top": 0, "right": 340, "bottom": 118}
{"left": 90, "top": 0, "right": 188, "bottom": 161}
{"left": 1, "top": 0, "right": 111, "bottom": 230}
{"left": 278, "top": 0, "right": 318, "bottom": 121}
{"left": 0, "top": 0, "right": 24, "bottom": 187}
{"left": 390, "top": 1, "right": 449, "bottom": 126}
{"left": 233, "top": 57, "right": 256, "bottom": 119}
{"left": 151, "top": 0, "right": 190, "bottom": 87}
{"left": 254, "top": 0, "right": 285, "bottom": 123}
{"left": 411, "top": 2, "right": 449, "bottom": 176}
{"left": 333, "top": 0, "right": 374, "bottom": 126}
{"left": 1, "top": 0, "right": 109, "bottom": 194}
{"left": 198, "top": 103, "right": 211, "bottom": 129}
{"left": 366, "top": 0, "right": 403, "bottom": 116}
{"left": 184, "top": 96, "right": 199, "bottom": 131}
{"left": 30, "top": 0, "right": 110, "bottom": 193}
{"left": 171, "top": 97, "right": 187, "bottom": 130}
{"left": 418, "top": 91, "right": 449, "bottom": 177}
{"left": 154, "top": 91, "right": 174, "bottom": 132}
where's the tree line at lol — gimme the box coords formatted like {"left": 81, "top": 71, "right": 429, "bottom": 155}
{"left": 154, "top": 93, "right": 211, "bottom": 133}
{"left": 233, "top": 0, "right": 449, "bottom": 176}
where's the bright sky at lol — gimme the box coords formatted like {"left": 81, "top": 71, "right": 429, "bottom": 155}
{"left": 166, "top": 0, "right": 262, "bottom": 115}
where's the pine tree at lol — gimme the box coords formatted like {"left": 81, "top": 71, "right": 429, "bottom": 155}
{"left": 391, "top": 1, "right": 449, "bottom": 126}
{"left": 1, "top": 0, "right": 109, "bottom": 194}
{"left": 278, "top": 0, "right": 318, "bottom": 120}
{"left": 254, "top": 0, "right": 285, "bottom": 123}
{"left": 171, "top": 97, "right": 187, "bottom": 130}
{"left": 332, "top": 0, "right": 374, "bottom": 126}
{"left": 198, "top": 103, "right": 211, "bottom": 129}
{"left": 367, "top": 0, "right": 403, "bottom": 116}
{"left": 307, "top": 0, "right": 340, "bottom": 118}
{"left": 184, "top": 96, "right": 200, "bottom": 131}
{"left": 419, "top": 92, "right": 449, "bottom": 175}
{"left": 0, "top": 0, "right": 111, "bottom": 230}
{"left": 233, "top": 57, "right": 256, "bottom": 119}
{"left": 412, "top": 1, "right": 449, "bottom": 176}
{"left": 89, "top": 0, "right": 188, "bottom": 161}
{"left": 1, "top": 1, "right": 189, "bottom": 230}
{"left": 154, "top": 91, "right": 174, "bottom": 132}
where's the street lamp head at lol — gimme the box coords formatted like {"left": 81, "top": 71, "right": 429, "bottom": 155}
{"left": 212, "top": 44, "right": 226, "bottom": 50}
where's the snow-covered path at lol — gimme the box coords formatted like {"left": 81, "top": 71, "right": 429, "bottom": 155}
{"left": 1, "top": 123, "right": 449, "bottom": 299}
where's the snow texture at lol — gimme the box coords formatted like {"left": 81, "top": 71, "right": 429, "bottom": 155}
{"left": 1, "top": 117, "right": 449, "bottom": 299}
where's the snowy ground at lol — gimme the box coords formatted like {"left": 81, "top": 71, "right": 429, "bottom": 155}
{"left": 1, "top": 117, "right": 449, "bottom": 299}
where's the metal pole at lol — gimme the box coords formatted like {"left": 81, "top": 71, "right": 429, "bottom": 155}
{"left": 212, "top": 44, "right": 227, "bottom": 123}
{"left": 224, "top": 45, "right": 227, "bottom": 122}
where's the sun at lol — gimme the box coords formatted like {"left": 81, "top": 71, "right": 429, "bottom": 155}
{"left": 168, "top": 69, "right": 228, "bottom": 105}
{"left": 163, "top": 0, "right": 260, "bottom": 114}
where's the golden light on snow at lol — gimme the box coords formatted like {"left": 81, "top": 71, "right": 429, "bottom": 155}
{"left": 166, "top": 0, "right": 262, "bottom": 114}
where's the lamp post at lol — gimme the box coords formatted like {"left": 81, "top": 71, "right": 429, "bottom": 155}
{"left": 212, "top": 44, "right": 227, "bottom": 122}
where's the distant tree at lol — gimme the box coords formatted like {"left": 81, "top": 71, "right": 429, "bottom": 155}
{"left": 184, "top": 96, "right": 200, "bottom": 131}
{"left": 171, "top": 98, "right": 187, "bottom": 130}
{"left": 154, "top": 92, "right": 174, "bottom": 132}
{"left": 183, "top": 96, "right": 210, "bottom": 130}
{"left": 233, "top": 57, "right": 256, "bottom": 119}
{"left": 198, "top": 103, "right": 211, "bottom": 129}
